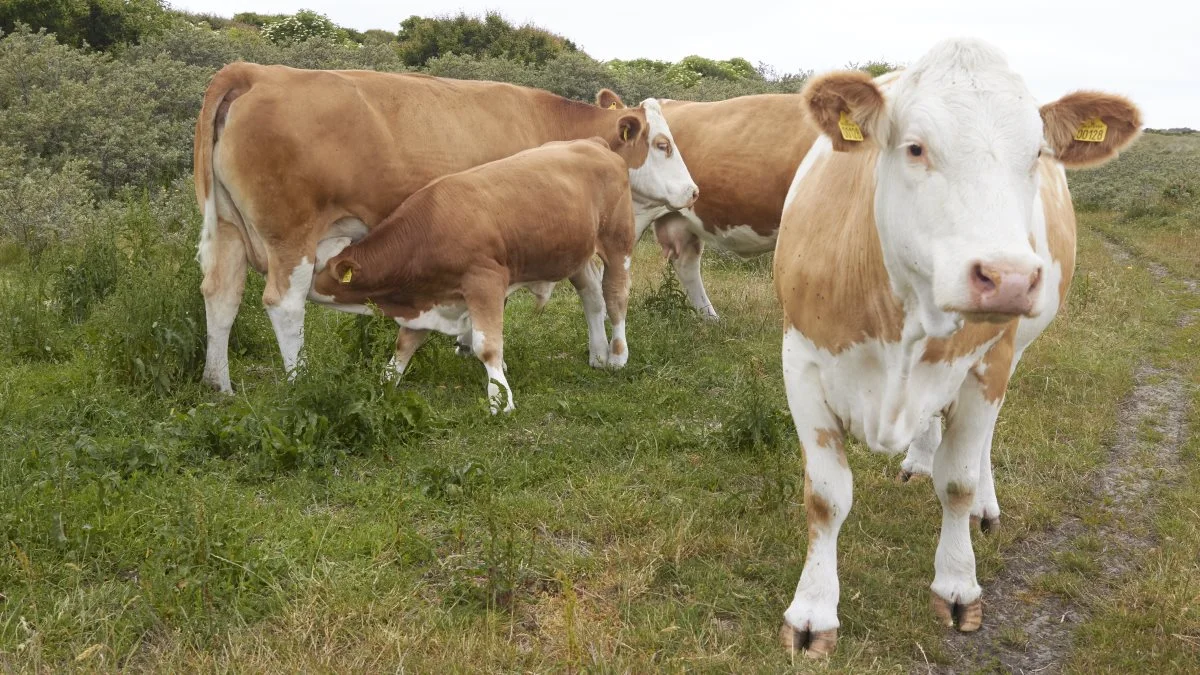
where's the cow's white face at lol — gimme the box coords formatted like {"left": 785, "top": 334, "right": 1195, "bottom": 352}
{"left": 628, "top": 99, "right": 699, "bottom": 211}
{"left": 875, "top": 44, "right": 1046, "bottom": 321}
{"left": 802, "top": 39, "right": 1139, "bottom": 332}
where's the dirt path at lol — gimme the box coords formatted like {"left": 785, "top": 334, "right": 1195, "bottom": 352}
{"left": 928, "top": 237, "right": 1196, "bottom": 674}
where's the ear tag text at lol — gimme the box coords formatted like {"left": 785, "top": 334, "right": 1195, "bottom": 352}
{"left": 1073, "top": 117, "right": 1107, "bottom": 143}
{"left": 838, "top": 111, "right": 864, "bottom": 142}
{"left": 607, "top": 102, "right": 618, "bottom": 110}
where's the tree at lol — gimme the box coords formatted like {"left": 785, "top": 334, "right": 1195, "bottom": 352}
{"left": 0, "top": 0, "right": 169, "bottom": 50}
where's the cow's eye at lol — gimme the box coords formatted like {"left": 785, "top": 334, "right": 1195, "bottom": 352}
{"left": 908, "top": 144, "right": 923, "bottom": 158}
{"left": 656, "top": 141, "right": 671, "bottom": 154}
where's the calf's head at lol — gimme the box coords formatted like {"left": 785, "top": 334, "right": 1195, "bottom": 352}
{"left": 597, "top": 89, "right": 698, "bottom": 211}
{"left": 803, "top": 39, "right": 1140, "bottom": 324}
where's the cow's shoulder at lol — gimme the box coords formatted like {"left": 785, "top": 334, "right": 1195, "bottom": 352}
{"left": 774, "top": 144, "right": 903, "bottom": 352}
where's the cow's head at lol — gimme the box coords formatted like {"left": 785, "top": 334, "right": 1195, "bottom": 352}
{"left": 597, "top": 89, "right": 698, "bottom": 211}
{"left": 803, "top": 39, "right": 1140, "bottom": 325}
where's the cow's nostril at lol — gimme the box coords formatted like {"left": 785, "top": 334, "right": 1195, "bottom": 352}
{"left": 972, "top": 263, "right": 995, "bottom": 292}
{"left": 1028, "top": 267, "right": 1043, "bottom": 292}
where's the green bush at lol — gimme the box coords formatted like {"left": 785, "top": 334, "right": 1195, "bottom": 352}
{"left": 0, "top": 272, "right": 72, "bottom": 362}
{"left": 397, "top": 12, "right": 577, "bottom": 68}
{"left": 0, "top": 145, "right": 96, "bottom": 257}
{"left": 83, "top": 201, "right": 205, "bottom": 395}
{"left": 260, "top": 9, "right": 348, "bottom": 46}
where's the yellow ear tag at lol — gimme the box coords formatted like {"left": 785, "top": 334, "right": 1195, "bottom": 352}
{"left": 1073, "top": 117, "right": 1107, "bottom": 143}
{"left": 607, "top": 102, "right": 618, "bottom": 110}
{"left": 340, "top": 267, "right": 353, "bottom": 284}
{"left": 838, "top": 111, "right": 864, "bottom": 142}
{"left": 622, "top": 126, "right": 629, "bottom": 142}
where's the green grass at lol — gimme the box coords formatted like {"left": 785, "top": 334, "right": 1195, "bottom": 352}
{"left": 1, "top": 134, "right": 1198, "bottom": 671}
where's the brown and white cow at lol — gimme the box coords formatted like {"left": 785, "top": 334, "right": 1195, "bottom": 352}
{"left": 597, "top": 90, "right": 820, "bottom": 319}
{"left": 194, "top": 63, "right": 697, "bottom": 392}
{"left": 772, "top": 39, "right": 1140, "bottom": 657}
{"left": 309, "top": 138, "right": 636, "bottom": 413}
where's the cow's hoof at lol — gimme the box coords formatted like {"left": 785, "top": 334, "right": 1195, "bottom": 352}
{"left": 971, "top": 514, "right": 1000, "bottom": 535}
{"left": 779, "top": 623, "right": 837, "bottom": 658}
{"left": 931, "top": 593, "right": 982, "bottom": 632}
{"left": 895, "top": 469, "right": 928, "bottom": 484}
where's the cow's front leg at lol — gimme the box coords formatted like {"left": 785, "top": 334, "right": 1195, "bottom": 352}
{"left": 929, "top": 379, "right": 999, "bottom": 632}
{"left": 386, "top": 326, "right": 430, "bottom": 382}
{"left": 780, "top": 333, "right": 851, "bottom": 658}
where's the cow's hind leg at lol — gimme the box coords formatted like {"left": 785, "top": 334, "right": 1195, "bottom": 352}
{"left": 599, "top": 251, "right": 631, "bottom": 369}
{"left": 263, "top": 252, "right": 315, "bottom": 379}
{"left": 780, "top": 331, "right": 851, "bottom": 658}
{"left": 199, "top": 218, "right": 247, "bottom": 393}
{"left": 929, "top": 380, "right": 999, "bottom": 633}
{"left": 971, "top": 419, "right": 1001, "bottom": 533}
{"left": 568, "top": 262, "right": 610, "bottom": 368}
{"left": 654, "top": 214, "right": 717, "bottom": 321}
{"left": 463, "top": 274, "right": 513, "bottom": 413}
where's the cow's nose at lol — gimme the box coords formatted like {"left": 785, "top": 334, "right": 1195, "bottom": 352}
{"left": 968, "top": 261, "right": 1043, "bottom": 316}
{"left": 685, "top": 185, "right": 699, "bottom": 208}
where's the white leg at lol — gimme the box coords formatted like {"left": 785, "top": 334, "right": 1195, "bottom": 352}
{"left": 899, "top": 415, "right": 941, "bottom": 481}
{"left": 929, "top": 381, "right": 997, "bottom": 632}
{"left": 198, "top": 220, "right": 246, "bottom": 393}
{"left": 654, "top": 215, "right": 717, "bottom": 321}
{"left": 472, "top": 328, "right": 514, "bottom": 414}
{"left": 671, "top": 241, "right": 718, "bottom": 321}
{"left": 971, "top": 425, "right": 1001, "bottom": 532}
{"left": 608, "top": 318, "right": 629, "bottom": 369}
{"left": 264, "top": 257, "right": 314, "bottom": 379}
{"left": 780, "top": 330, "right": 849, "bottom": 657}
{"left": 569, "top": 264, "right": 610, "bottom": 368}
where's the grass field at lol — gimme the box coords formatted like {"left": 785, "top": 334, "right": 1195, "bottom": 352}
{"left": 1, "top": 133, "right": 1198, "bottom": 672}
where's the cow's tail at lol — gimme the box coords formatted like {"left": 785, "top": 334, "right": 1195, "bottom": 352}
{"left": 194, "top": 62, "right": 252, "bottom": 265}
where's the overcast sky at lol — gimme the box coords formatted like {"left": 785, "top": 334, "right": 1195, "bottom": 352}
{"left": 173, "top": 0, "right": 1197, "bottom": 128}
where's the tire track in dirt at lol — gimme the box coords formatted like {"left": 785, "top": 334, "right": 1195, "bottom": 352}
{"left": 927, "top": 235, "right": 1196, "bottom": 674}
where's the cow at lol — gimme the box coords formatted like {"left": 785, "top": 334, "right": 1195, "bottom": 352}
{"left": 193, "top": 63, "right": 698, "bottom": 393}
{"left": 597, "top": 90, "right": 819, "bottom": 320}
{"left": 772, "top": 38, "right": 1140, "bottom": 657}
{"left": 308, "top": 138, "right": 637, "bottom": 413}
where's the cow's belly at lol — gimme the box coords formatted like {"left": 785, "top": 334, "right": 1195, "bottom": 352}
{"left": 398, "top": 303, "right": 471, "bottom": 335}
{"left": 784, "top": 328, "right": 993, "bottom": 455}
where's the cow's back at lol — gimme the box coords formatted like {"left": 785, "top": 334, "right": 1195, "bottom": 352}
{"left": 212, "top": 64, "right": 589, "bottom": 229}
{"left": 663, "top": 95, "right": 817, "bottom": 235}
{"left": 348, "top": 139, "right": 630, "bottom": 293}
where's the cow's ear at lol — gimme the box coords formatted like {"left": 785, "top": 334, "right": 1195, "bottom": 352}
{"left": 596, "top": 88, "right": 626, "bottom": 110}
{"left": 802, "top": 70, "right": 886, "bottom": 152}
{"left": 616, "top": 114, "right": 643, "bottom": 145}
{"left": 332, "top": 258, "right": 360, "bottom": 285}
{"left": 1040, "top": 91, "right": 1141, "bottom": 168}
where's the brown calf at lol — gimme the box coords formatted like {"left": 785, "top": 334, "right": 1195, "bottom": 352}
{"left": 310, "top": 138, "right": 637, "bottom": 413}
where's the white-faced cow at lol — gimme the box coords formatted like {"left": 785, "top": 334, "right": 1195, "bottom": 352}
{"left": 598, "top": 90, "right": 819, "bottom": 319}
{"left": 309, "top": 138, "right": 638, "bottom": 413}
{"left": 773, "top": 39, "right": 1140, "bottom": 656}
{"left": 194, "top": 64, "right": 697, "bottom": 392}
